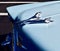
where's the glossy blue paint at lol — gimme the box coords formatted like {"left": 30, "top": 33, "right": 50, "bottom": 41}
{"left": 7, "top": 1, "right": 60, "bottom": 51}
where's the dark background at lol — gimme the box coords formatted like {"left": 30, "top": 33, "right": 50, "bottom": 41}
{"left": 0, "top": 0, "right": 55, "bottom": 2}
